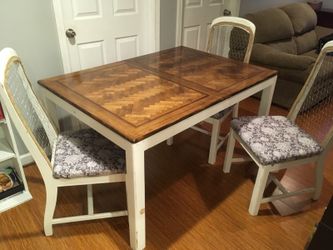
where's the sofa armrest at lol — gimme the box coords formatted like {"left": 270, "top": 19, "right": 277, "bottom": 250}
{"left": 251, "top": 44, "right": 315, "bottom": 70}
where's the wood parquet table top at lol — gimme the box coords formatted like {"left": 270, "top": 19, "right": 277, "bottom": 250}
{"left": 38, "top": 47, "right": 276, "bottom": 142}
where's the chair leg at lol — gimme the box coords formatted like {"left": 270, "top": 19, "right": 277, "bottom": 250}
{"left": 249, "top": 167, "right": 270, "bottom": 216}
{"left": 232, "top": 103, "right": 239, "bottom": 118}
{"left": 313, "top": 155, "right": 325, "bottom": 200}
{"left": 44, "top": 186, "right": 58, "bottom": 236}
{"left": 223, "top": 129, "right": 236, "bottom": 173}
{"left": 166, "top": 137, "right": 173, "bottom": 146}
{"left": 208, "top": 119, "right": 222, "bottom": 164}
{"left": 87, "top": 184, "right": 94, "bottom": 215}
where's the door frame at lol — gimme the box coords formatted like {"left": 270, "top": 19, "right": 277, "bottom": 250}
{"left": 52, "top": 0, "right": 160, "bottom": 73}
{"left": 175, "top": 0, "right": 184, "bottom": 46}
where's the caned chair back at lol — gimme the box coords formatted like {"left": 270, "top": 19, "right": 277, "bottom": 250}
{"left": 206, "top": 16, "right": 255, "bottom": 63}
{"left": 288, "top": 41, "right": 333, "bottom": 149}
{"left": 0, "top": 48, "right": 57, "bottom": 179}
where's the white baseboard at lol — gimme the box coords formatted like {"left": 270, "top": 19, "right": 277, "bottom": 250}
{"left": 20, "top": 153, "right": 34, "bottom": 166}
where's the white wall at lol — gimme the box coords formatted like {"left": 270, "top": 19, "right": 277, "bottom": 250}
{"left": 322, "top": 0, "right": 333, "bottom": 11}
{"left": 239, "top": 0, "right": 304, "bottom": 16}
{"left": 0, "top": 1, "right": 63, "bottom": 86}
{"left": 0, "top": 0, "right": 63, "bottom": 155}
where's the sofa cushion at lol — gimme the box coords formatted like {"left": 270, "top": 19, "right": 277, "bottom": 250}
{"left": 301, "top": 49, "right": 318, "bottom": 59}
{"left": 281, "top": 3, "right": 317, "bottom": 35}
{"left": 295, "top": 30, "right": 318, "bottom": 54}
{"left": 251, "top": 44, "right": 316, "bottom": 70}
{"left": 315, "top": 26, "right": 333, "bottom": 41}
{"left": 267, "top": 38, "right": 297, "bottom": 54}
{"left": 245, "top": 8, "right": 294, "bottom": 43}
{"left": 270, "top": 78, "right": 303, "bottom": 109}
{"left": 278, "top": 66, "right": 313, "bottom": 83}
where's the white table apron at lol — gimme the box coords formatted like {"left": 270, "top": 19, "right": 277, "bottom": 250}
{"left": 40, "top": 75, "right": 277, "bottom": 250}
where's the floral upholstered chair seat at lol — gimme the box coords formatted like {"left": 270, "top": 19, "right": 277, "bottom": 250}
{"left": 53, "top": 129, "right": 126, "bottom": 178}
{"left": 231, "top": 116, "right": 323, "bottom": 165}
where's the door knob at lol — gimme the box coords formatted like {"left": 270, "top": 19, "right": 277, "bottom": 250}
{"left": 65, "top": 28, "right": 76, "bottom": 38}
{"left": 223, "top": 9, "right": 231, "bottom": 16}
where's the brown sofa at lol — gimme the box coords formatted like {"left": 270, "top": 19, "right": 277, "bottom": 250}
{"left": 243, "top": 3, "right": 333, "bottom": 108}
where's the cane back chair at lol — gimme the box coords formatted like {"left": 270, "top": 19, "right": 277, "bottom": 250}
{"left": 223, "top": 41, "right": 333, "bottom": 215}
{"left": 0, "top": 48, "right": 128, "bottom": 235}
{"left": 192, "top": 16, "right": 255, "bottom": 164}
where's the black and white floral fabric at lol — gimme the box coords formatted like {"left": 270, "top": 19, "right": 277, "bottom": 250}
{"left": 231, "top": 116, "right": 322, "bottom": 165}
{"left": 53, "top": 129, "right": 125, "bottom": 178}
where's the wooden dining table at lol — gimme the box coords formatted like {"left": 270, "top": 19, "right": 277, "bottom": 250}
{"left": 38, "top": 46, "right": 277, "bottom": 249}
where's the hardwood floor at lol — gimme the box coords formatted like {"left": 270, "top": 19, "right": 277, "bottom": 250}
{"left": 1, "top": 98, "right": 332, "bottom": 249}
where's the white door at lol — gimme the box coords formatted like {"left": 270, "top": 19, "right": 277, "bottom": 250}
{"left": 178, "top": 0, "right": 240, "bottom": 52}
{"left": 182, "top": 0, "right": 224, "bottom": 51}
{"left": 53, "top": 0, "right": 159, "bottom": 73}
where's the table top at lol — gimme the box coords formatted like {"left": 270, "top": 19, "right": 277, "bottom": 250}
{"left": 39, "top": 46, "right": 276, "bottom": 142}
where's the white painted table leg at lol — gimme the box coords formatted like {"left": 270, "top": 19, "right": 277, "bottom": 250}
{"left": 232, "top": 103, "right": 239, "bottom": 118}
{"left": 258, "top": 76, "right": 277, "bottom": 116}
{"left": 223, "top": 129, "right": 236, "bottom": 173}
{"left": 87, "top": 185, "right": 94, "bottom": 215}
{"left": 208, "top": 119, "right": 222, "bottom": 165}
{"left": 126, "top": 144, "right": 146, "bottom": 250}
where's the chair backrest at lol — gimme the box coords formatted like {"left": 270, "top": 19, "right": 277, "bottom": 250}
{"left": 288, "top": 41, "right": 333, "bottom": 149}
{"left": 206, "top": 16, "right": 256, "bottom": 63}
{"left": 0, "top": 48, "right": 57, "bottom": 180}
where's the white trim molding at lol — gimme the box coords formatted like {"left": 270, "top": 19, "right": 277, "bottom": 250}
{"left": 20, "top": 152, "right": 34, "bottom": 166}
{"left": 154, "top": 0, "right": 161, "bottom": 51}
{"left": 176, "top": 0, "right": 184, "bottom": 46}
{"left": 52, "top": 0, "right": 72, "bottom": 73}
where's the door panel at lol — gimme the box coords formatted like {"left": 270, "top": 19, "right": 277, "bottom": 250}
{"left": 183, "top": 26, "right": 201, "bottom": 50}
{"left": 209, "top": 0, "right": 223, "bottom": 6}
{"left": 77, "top": 41, "right": 106, "bottom": 69}
{"left": 115, "top": 36, "right": 139, "bottom": 61}
{"left": 182, "top": 0, "right": 224, "bottom": 51}
{"left": 59, "top": 0, "right": 155, "bottom": 72}
{"left": 186, "top": 0, "right": 202, "bottom": 8}
{"left": 113, "top": 0, "right": 137, "bottom": 15}
{"left": 72, "top": 0, "right": 101, "bottom": 18}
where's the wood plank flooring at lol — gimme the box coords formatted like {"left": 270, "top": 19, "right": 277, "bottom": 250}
{"left": 0, "top": 98, "right": 332, "bottom": 250}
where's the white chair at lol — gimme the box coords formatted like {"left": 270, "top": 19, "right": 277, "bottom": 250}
{"left": 0, "top": 48, "right": 128, "bottom": 235}
{"left": 167, "top": 16, "right": 256, "bottom": 165}
{"left": 223, "top": 41, "right": 333, "bottom": 215}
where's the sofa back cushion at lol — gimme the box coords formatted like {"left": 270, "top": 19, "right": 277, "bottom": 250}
{"left": 245, "top": 8, "right": 294, "bottom": 43}
{"left": 281, "top": 3, "right": 317, "bottom": 35}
